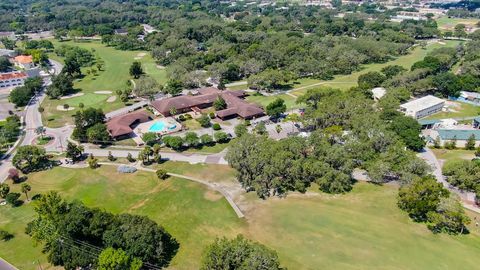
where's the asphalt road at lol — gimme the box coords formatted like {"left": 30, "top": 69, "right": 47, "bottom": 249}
{"left": 0, "top": 258, "right": 18, "bottom": 270}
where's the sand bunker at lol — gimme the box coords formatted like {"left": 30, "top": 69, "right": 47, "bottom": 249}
{"left": 60, "top": 93, "right": 84, "bottom": 100}
{"left": 94, "top": 91, "right": 112, "bottom": 94}
{"left": 107, "top": 96, "right": 117, "bottom": 103}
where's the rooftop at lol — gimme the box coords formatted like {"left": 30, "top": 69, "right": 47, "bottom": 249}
{"left": 107, "top": 111, "right": 151, "bottom": 137}
{"left": 437, "top": 129, "right": 480, "bottom": 141}
{"left": 13, "top": 55, "right": 33, "bottom": 64}
{"left": 0, "top": 72, "right": 28, "bottom": 80}
{"left": 151, "top": 87, "right": 264, "bottom": 119}
{"left": 400, "top": 95, "right": 445, "bottom": 112}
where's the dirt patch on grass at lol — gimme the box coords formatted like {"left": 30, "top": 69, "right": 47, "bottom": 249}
{"left": 129, "top": 198, "right": 150, "bottom": 211}
{"left": 59, "top": 93, "right": 84, "bottom": 99}
{"left": 204, "top": 190, "right": 223, "bottom": 201}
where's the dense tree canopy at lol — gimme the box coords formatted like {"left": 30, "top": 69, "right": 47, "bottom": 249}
{"left": 27, "top": 192, "right": 178, "bottom": 269}
{"left": 201, "top": 235, "right": 284, "bottom": 270}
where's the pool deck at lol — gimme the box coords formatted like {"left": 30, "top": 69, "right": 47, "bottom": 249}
{"left": 133, "top": 117, "right": 182, "bottom": 142}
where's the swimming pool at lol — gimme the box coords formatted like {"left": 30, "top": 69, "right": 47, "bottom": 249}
{"left": 148, "top": 120, "right": 177, "bottom": 132}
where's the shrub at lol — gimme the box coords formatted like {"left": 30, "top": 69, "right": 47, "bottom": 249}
{"left": 126, "top": 153, "right": 135, "bottom": 162}
{"left": 142, "top": 132, "right": 158, "bottom": 146}
{"left": 117, "top": 165, "right": 137, "bottom": 173}
{"left": 185, "top": 114, "right": 193, "bottom": 120}
{"left": 212, "top": 123, "right": 221, "bottom": 130}
{"left": 63, "top": 104, "right": 69, "bottom": 109}
{"left": 200, "top": 134, "right": 214, "bottom": 146}
{"left": 197, "top": 114, "right": 211, "bottom": 128}
{"left": 87, "top": 154, "right": 99, "bottom": 169}
{"left": 0, "top": 230, "right": 13, "bottom": 241}
{"left": 7, "top": 168, "right": 20, "bottom": 183}
{"left": 156, "top": 169, "right": 169, "bottom": 180}
{"left": 209, "top": 112, "right": 216, "bottom": 119}
{"left": 107, "top": 151, "right": 116, "bottom": 161}
{"left": 214, "top": 131, "right": 229, "bottom": 143}
{"left": 5, "top": 192, "right": 21, "bottom": 206}
{"left": 178, "top": 115, "right": 186, "bottom": 121}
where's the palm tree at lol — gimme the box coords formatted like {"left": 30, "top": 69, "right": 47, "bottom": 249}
{"left": 21, "top": 183, "right": 31, "bottom": 201}
{"left": 35, "top": 126, "right": 46, "bottom": 139}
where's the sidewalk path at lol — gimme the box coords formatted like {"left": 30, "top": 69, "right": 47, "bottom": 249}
{"left": 0, "top": 258, "right": 18, "bottom": 270}
{"left": 418, "top": 148, "right": 480, "bottom": 214}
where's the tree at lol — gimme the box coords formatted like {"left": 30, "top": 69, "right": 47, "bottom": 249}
{"left": 358, "top": 71, "right": 386, "bottom": 89}
{"left": 162, "top": 136, "right": 184, "bottom": 150}
{"left": 129, "top": 61, "right": 143, "bottom": 79}
{"left": 163, "top": 79, "right": 183, "bottom": 95}
{"left": 398, "top": 176, "right": 449, "bottom": 222}
{"left": 465, "top": 134, "right": 476, "bottom": 150}
{"left": 134, "top": 76, "right": 160, "bottom": 98}
{"left": 275, "top": 125, "right": 282, "bottom": 134}
{"left": 64, "top": 56, "right": 81, "bottom": 77}
{"left": 46, "top": 73, "right": 74, "bottom": 99}
{"left": 389, "top": 115, "right": 425, "bottom": 151}
{"left": 127, "top": 153, "right": 135, "bottom": 162}
{"left": 66, "top": 142, "right": 84, "bottom": 162}
{"left": 213, "top": 96, "right": 227, "bottom": 111}
{"left": 200, "top": 134, "right": 214, "bottom": 145}
{"left": 35, "top": 126, "right": 46, "bottom": 139}
{"left": 87, "top": 154, "right": 99, "bottom": 169}
{"left": 87, "top": 123, "right": 110, "bottom": 144}
{"left": 5, "top": 193, "right": 21, "bottom": 206}
{"left": 97, "top": 247, "right": 142, "bottom": 270}
{"left": 185, "top": 132, "right": 200, "bottom": 148}
{"left": 21, "top": 183, "right": 31, "bottom": 201}
{"left": 72, "top": 108, "right": 106, "bottom": 142}
{"left": 254, "top": 122, "right": 267, "bottom": 135}
{"left": 0, "top": 56, "right": 12, "bottom": 72}
{"left": 427, "top": 194, "right": 470, "bottom": 234}
{"left": 234, "top": 123, "right": 248, "bottom": 137}
{"left": 197, "top": 114, "right": 211, "bottom": 128}
{"left": 0, "top": 183, "right": 10, "bottom": 199}
{"left": 214, "top": 131, "right": 229, "bottom": 143}
{"left": 296, "top": 87, "right": 335, "bottom": 109}
{"left": 381, "top": 65, "right": 406, "bottom": 79}
{"left": 0, "top": 38, "right": 15, "bottom": 50}
{"left": 156, "top": 169, "right": 169, "bottom": 180}
{"left": 266, "top": 98, "right": 287, "bottom": 120}
{"left": 12, "top": 145, "right": 48, "bottom": 173}
{"left": 142, "top": 132, "right": 158, "bottom": 146}
{"left": 7, "top": 168, "right": 19, "bottom": 183}
{"left": 201, "top": 235, "right": 283, "bottom": 270}
{"left": 212, "top": 123, "right": 221, "bottom": 130}
{"left": 433, "top": 72, "right": 462, "bottom": 97}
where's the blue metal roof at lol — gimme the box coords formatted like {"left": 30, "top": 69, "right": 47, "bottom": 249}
{"left": 437, "top": 129, "right": 480, "bottom": 140}
{"left": 418, "top": 119, "right": 440, "bottom": 125}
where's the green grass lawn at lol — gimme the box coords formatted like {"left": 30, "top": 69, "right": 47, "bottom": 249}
{"left": 2, "top": 165, "right": 480, "bottom": 270}
{"left": 436, "top": 17, "right": 480, "bottom": 32}
{"left": 431, "top": 148, "right": 476, "bottom": 165}
{"left": 424, "top": 101, "right": 480, "bottom": 120}
{"left": 0, "top": 165, "right": 244, "bottom": 270}
{"left": 43, "top": 40, "right": 167, "bottom": 127}
{"left": 246, "top": 93, "right": 300, "bottom": 111}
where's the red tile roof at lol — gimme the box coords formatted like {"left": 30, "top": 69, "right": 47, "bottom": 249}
{"left": 0, "top": 72, "right": 28, "bottom": 80}
{"left": 107, "top": 111, "right": 151, "bottom": 137}
{"left": 13, "top": 55, "right": 33, "bottom": 64}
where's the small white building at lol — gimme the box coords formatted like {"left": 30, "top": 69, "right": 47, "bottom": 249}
{"left": 400, "top": 95, "right": 445, "bottom": 119}
{"left": 371, "top": 87, "right": 386, "bottom": 100}
{"left": 0, "top": 72, "right": 28, "bottom": 88}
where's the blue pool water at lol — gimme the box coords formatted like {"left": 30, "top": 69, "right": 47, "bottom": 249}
{"left": 149, "top": 121, "right": 176, "bottom": 132}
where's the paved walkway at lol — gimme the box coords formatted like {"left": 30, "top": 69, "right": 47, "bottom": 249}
{"left": 418, "top": 148, "right": 480, "bottom": 213}
{"left": 64, "top": 161, "right": 245, "bottom": 218}
{"left": 0, "top": 258, "right": 18, "bottom": 270}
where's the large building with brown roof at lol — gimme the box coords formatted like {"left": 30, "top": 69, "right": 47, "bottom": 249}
{"left": 151, "top": 87, "right": 264, "bottom": 120}
{"left": 107, "top": 111, "right": 151, "bottom": 138}
{"left": 0, "top": 72, "right": 28, "bottom": 88}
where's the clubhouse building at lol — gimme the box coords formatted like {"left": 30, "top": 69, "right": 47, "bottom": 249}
{"left": 151, "top": 87, "right": 264, "bottom": 120}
